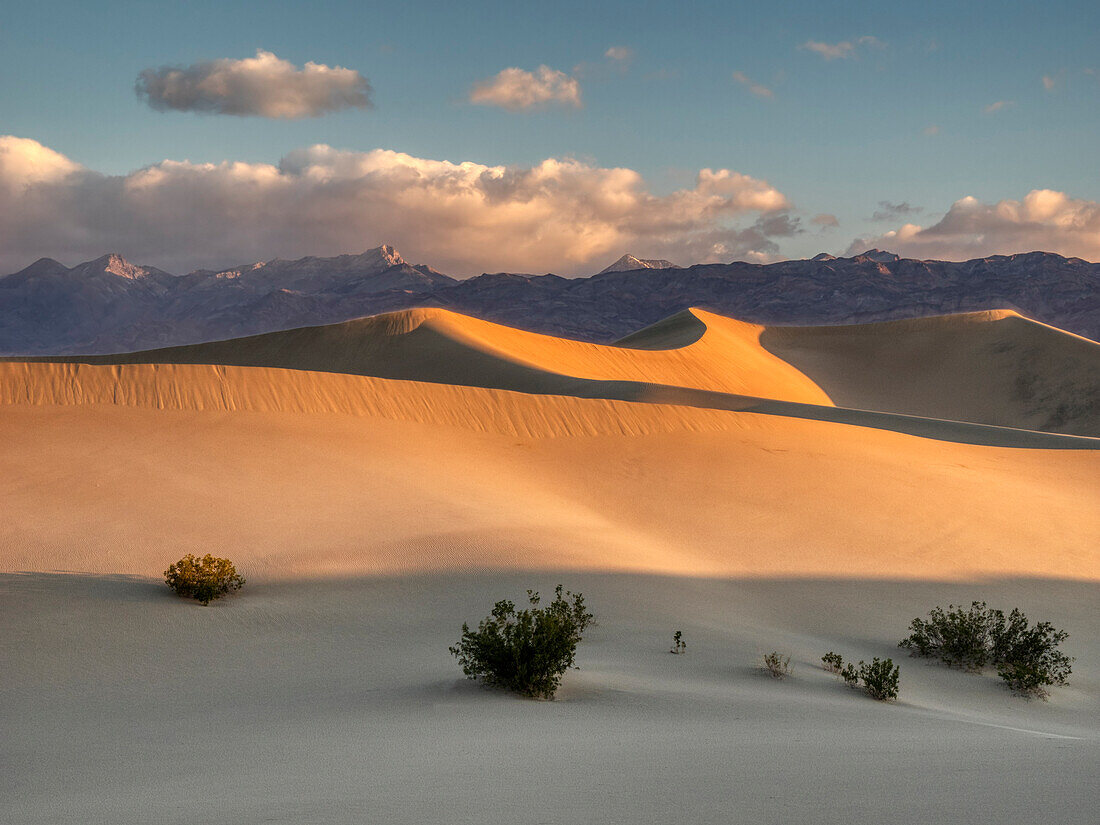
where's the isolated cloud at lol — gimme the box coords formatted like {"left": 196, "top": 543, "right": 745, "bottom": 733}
{"left": 811, "top": 213, "right": 839, "bottom": 228}
{"left": 469, "top": 66, "right": 581, "bottom": 110}
{"left": 923, "top": 124, "right": 940, "bottom": 136}
{"left": 983, "top": 100, "right": 1014, "bottom": 114}
{"left": 604, "top": 46, "right": 633, "bottom": 62}
{"left": 799, "top": 36, "right": 883, "bottom": 61}
{"left": 732, "top": 71, "right": 773, "bottom": 98}
{"left": 1042, "top": 74, "right": 1057, "bottom": 90}
{"left": 847, "top": 190, "right": 1100, "bottom": 261}
{"left": 871, "top": 201, "right": 922, "bottom": 221}
{"left": 136, "top": 50, "right": 372, "bottom": 118}
{"left": 0, "top": 135, "right": 793, "bottom": 275}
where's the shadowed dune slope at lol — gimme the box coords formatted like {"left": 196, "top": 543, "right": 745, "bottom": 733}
{"left": 761, "top": 310, "right": 1100, "bottom": 436}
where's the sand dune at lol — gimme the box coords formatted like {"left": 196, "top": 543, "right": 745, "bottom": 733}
{"left": 2, "top": 304, "right": 1098, "bottom": 824}
{"left": 761, "top": 309, "right": 1100, "bottom": 436}
{"left": 6, "top": 306, "right": 1098, "bottom": 445}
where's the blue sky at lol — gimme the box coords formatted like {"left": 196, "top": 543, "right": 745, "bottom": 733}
{"left": 1, "top": 0, "right": 1097, "bottom": 273}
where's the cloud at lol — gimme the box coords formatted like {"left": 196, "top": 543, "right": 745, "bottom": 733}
{"left": 469, "top": 65, "right": 581, "bottom": 110}
{"left": 0, "top": 135, "right": 793, "bottom": 275}
{"left": 846, "top": 190, "right": 1100, "bottom": 261}
{"left": 799, "top": 36, "right": 884, "bottom": 61}
{"left": 732, "top": 71, "right": 773, "bottom": 98}
{"left": 923, "top": 124, "right": 940, "bottom": 136}
{"left": 811, "top": 213, "right": 839, "bottom": 229}
{"left": 1042, "top": 74, "right": 1057, "bottom": 90}
{"left": 983, "top": 100, "right": 1014, "bottom": 114}
{"left": 135, "top": 50, "right": 372, "bottom": 118}
{"left": 604, "top": 46, "right": 633, "bottom": 62}
{"left": 870, "top": 201, "right": 923, "bottom": 221}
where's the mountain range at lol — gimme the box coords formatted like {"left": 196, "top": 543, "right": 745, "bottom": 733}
{"left": 0, "top": 246, "right": 1096, "bottom": 354}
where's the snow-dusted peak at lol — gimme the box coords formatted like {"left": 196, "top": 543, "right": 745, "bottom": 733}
{"left": 598, "top": 254, "right": 682, "bottom": 274}
{"left": 77, "top": 253, "right": 164, "bottom": 280}
{"left": 855, "top": 249, "right": 901, "bottom": 263}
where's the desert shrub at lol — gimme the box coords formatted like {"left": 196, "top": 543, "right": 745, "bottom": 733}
{"left": 831, "top": 654, "right": 900, "bottom": 701}
{"left": 164, "top": 554, "right": 245, "bottom": 605}
{"left": 670, "top": 630, "right": 686, "bottom": 654}
{"left": 761, "top": 651, "right": 791, "bottom": 679}
{"left": 899, "top": 601, "right": 992, "bottom": 670}
{"left": 449, "top": 585, "right": 594, "bottom": 700}
{"left": 859, "top": 657, "right": 901, "bottom": 701}
{"left": 900, "top": 602, "right": 1073, "bottom": 697}
{"left": 990, "top": 609, "right": 1073, "bottom": 697}
{"left": 840, "top": 662, "right": 860, "bottom": 689}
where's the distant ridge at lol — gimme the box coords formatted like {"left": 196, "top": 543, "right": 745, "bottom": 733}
{"left": 0, "top": 245, "right": 1096, "bottom": 354}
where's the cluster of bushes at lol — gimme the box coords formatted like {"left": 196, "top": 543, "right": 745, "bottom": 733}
{"left": 161, "top": 562, "right": 1074, "bottom": 705}
{"left": 899, "top": 601, "right": 1074, "bottom": 697}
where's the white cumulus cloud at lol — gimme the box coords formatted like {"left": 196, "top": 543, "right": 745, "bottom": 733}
{"left": 0, "top": 136, "right": 794, "bottom": 275}
{"left": 136, "top": 49, "right": 372, "bottom": 118}
{"left": 469, "top": 65, "right": 582, "bottom": 110}
{"left": 847, "top": 190, "right": 1100, "bottom": 261}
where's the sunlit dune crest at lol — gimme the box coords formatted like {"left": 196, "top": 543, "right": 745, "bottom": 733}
{"left": 10, "top": 305, "right": 1098, "bottom": 437}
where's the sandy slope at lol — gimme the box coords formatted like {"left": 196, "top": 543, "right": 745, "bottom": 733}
{"left": 16, "top": 305, "right": 1095, "bottom": 435}
{"left": 761, "top": 309, "right": 1100, "bottom": 435}
{"left": 2, "top": 306, "right": 1098, "bottom": 824}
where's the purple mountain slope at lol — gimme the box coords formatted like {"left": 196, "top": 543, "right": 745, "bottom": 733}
{"left": 0, "top": 247, "right": 1096, "bottom": 354}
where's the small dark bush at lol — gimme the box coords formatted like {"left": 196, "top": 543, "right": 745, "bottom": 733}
{"left": 670, "top": 630, "right": 686, "bottom": 654}
{"left": 900, "top": 602, "right": 1073, "bottom": 698}
{"left": 830, "top": 654, "right": 900, "bottom": 701}
{"left": 859, "top": 657, "right": 901, "bottom": 701}
{"left": 449, "top": 585, "right": 594, "bottom": 700}
{"left": 164, "top": 554, "right": 245, "bottom": 605}
{"left": 761, "top": 651, "right": 791, "bottom": 679}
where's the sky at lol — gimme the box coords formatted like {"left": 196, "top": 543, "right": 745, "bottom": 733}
{"left": 0, "top": 0, "right": 1097, "bottom": 275}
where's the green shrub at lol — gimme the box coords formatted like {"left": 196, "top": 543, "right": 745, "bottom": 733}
{"left": 761, "top": 651, "right": 791, "bottom": 679}
{"left": 859, "top": 657, "right": 900, "bottom": 701}
{"left": 831, "top": 653, "right": 900, "bottom": 701}
{"left": 449, "top": 585, "right": 594, "bottom": 700}
{"left": 900, "top": 602, "right": 1073, "bottom": 698}
{"left": 990, "top": 609, "right": 1073, "bottom": 698}
{"left": 164, "top": 554, "right": 245, "bottom": 605}
{"left": 899, "top": 601, "right": 991, "bottom": 670}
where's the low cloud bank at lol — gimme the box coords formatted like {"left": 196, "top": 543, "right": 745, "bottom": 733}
{"left": 0, "top": 136, "right": 791, "bottom": 275}
{"left": 848, "top": 190, "right": 1100, "bottom": 261}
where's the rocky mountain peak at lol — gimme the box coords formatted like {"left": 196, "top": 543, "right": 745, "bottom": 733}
{"left": 599, "top": 254, "right": 682, "bottom": 274}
